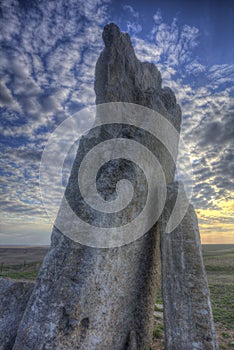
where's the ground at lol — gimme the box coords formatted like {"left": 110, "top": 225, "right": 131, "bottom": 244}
{"left": 0, "top": 244, "right": 233, "bottom": 349}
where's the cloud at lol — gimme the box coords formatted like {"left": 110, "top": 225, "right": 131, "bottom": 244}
{"left": 0, "top": 81, "right": 14, "bottom": 105}
{"left": 153, "top": 9, "right": 163, "bottom": 25}
{"left": 123, "top": 5, "right": 139, "bottom": 19}
{"left": 149, "top": 14, "right": 200, "bottom": 69}
{"left": 122, "top": 5, "right": 142, "bottom": 35}
{"left": 133, "top": 37, "right": 162, "bottom": 64}
{"left": 133, "top": 15, "right": 205, "bottom": 85}
{"left": 126, "top": 22, "right": 142, "bottom": 35}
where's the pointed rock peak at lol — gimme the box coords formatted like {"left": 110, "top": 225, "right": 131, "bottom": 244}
{"left": 102, "top": 22, "right": 131, "bottom": 48}
{"left": 102, "top": 23, "right": 121, "bottom": 47}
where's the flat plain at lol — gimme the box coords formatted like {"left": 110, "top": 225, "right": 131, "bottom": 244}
{"left": 0, "top": 244, "right": 233, "bottom": 349}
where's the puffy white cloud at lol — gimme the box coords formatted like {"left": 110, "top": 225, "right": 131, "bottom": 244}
{"left": 133, "top": 37, "right": 162, "bottom": 63}
{"left": 123, "top": 5, "right": 139, "bottom": 19}
{"left": 126, "top": 22, "right": 142, "bottom": 35}
{"left": 0, "top": 81, "right": 14, "bottom": 105}
{"left": 153, "top": 9, "right": 163, "bottom": 25}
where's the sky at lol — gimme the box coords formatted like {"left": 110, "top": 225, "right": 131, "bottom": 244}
{"left": 0, "top": 0, "right": 233, "bottom": 245}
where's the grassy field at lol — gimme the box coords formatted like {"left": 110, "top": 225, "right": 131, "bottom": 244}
{"left": 202, "top": 244, "right": 234, "bottom": 349}
{"left": 0, "top": 246, "right": 49, "bottom": 280}
{"left": 0, "top": 245, "right": 233, "bottom": 349}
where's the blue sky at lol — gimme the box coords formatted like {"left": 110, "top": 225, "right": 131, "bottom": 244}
{"left": 0, "top": 0, "right": 233, "bottom": 245}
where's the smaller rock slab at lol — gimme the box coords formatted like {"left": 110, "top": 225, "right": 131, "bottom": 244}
{"left": 0, "top": 278, "right": 34, "bottom": 350}
{"left": 160, "top": 183, "right": 218, "bottom": 350}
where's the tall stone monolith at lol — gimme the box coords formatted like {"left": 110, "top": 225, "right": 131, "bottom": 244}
{"left": 13, "top": 23, "right": 217, "bottom": 350}
{"left": 14, "top": 23, "right": 181, "bottom": 350}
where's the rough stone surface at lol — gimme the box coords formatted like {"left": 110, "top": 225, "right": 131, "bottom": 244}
{"left": 160, "top": 182, "right": 218, "bottom": 350}
{"left": 95, "top": 24, "right": 181, "bottom": 132}
{"left": 0, "top": 278, "right": 34, "bottom": 350}
{"left": 14, "top": 23, "right": 181, "bottom": 350}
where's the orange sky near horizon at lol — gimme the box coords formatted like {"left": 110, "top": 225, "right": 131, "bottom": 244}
{"left": 197, "top": 198, "right": 234, "bottom": 244}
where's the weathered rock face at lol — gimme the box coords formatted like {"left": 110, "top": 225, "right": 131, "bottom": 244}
{"left": 160, "top": 183, "right": 218, "bottom": 350}
{"left": 13, "top": 23, "right": 181, "bottom": 350}
{"left": 95, "top": 24, "right": 181, "bottom": 133}
{"left": 13, "top": 229, "right": 162, "bottom": 350}
{"left": 0, "top": 278, "right": 34, "bottom": 350}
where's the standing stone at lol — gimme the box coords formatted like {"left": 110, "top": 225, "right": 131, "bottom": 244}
{"left": 14, "top": 23, "right": 181, "bottom": 350}
{"left": 160, "top": 182, "right": 218, "bottom": 350}
{"left": 0, "top": 278, "right": 34, "bottom": 350}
